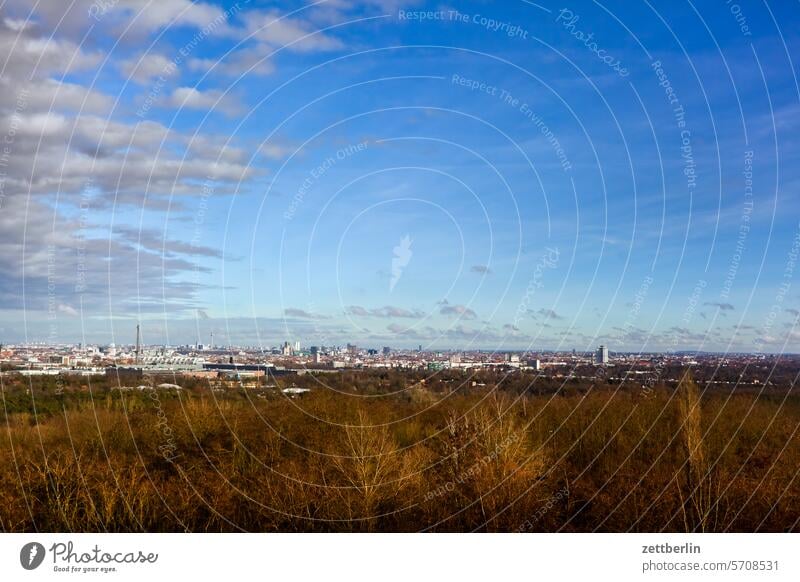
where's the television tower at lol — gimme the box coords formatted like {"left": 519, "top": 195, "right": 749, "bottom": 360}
{"left": 135, "top": 324, "right": 141, "bottom": 364}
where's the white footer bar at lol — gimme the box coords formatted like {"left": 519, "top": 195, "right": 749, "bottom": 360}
{"left": 1, "top": 533, "right": 797, "bottom": 581}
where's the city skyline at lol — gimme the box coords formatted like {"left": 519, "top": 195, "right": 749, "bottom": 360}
{"left": 1, "top": 1, "right": 799, "bottom": 353}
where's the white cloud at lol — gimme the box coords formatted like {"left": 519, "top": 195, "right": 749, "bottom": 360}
{"left": 57, "top": 304, "right": 79, "bottom": 317}
{"left": 167, "top": 87, "right": 243, "bottom": 117}
{"left": 188, "top": 46, "right": 276, "bottom": 77}
{"left": 0, "top": 8, "right": 257, "bottom": 320}
{"left": 259, "top": 141, "right": 294, "bottom": 159}
{"left": 117, "top": 0, "right": 228, "bottom": 32}
{"left": 0, "top": 14, "right": 101, "bottom": 79}
{"left": 244, "top": 10, "right": 344, "bottom": 53}
{"left": 3, "top": 0, "right": 229, "bottom": 37}
{"left": 120, "top": 53, "right": 178, "bottom": 84}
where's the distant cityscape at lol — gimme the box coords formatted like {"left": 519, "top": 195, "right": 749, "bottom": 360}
{"left": 1, "top": 328, "right": 790, "bottom": 390}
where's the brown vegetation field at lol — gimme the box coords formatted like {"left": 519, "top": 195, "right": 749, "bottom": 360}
{"left": 1, "top": 370, "right": 798, "bottom": 532}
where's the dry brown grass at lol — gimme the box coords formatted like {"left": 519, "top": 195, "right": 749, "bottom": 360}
{"left": 0, "top": 382, "right": 798, "bottom": 532}
{"left": 676, "top": 372, "right": 717, "bottom": 532}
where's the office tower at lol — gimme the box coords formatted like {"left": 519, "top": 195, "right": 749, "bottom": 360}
{"left": 596, "top": 345, "right": 609, "bottom": 364}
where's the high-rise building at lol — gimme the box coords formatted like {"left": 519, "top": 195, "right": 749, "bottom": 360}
{"left": 596, "top": 345, "right": 609, "bottom": 364}
{"left": 382, "top": 346, "right": 391, "bottom": 356}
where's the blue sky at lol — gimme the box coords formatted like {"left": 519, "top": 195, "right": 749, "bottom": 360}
{"left": 1, "top": 0, "right": 799, "bottom": 351}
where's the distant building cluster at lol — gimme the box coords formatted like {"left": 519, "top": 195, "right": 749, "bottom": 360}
{"left": 1, "top": 329, "right": 780, "bottom": 391}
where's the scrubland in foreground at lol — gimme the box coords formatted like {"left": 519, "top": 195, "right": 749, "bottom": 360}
{"left": 1, "top": 373, "right": 797, "bottom": 532}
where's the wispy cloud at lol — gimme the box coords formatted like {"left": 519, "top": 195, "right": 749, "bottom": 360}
{"left": 347, "top": 305, "right": 425, "bottom": 318}
{"left": 537, "top": 308, "right": 564, "bottom": 320}
{"left": 284, "top": 308, "right": 330, "bottom": 320}
{"left": 440, "top": 304, "right": 478, "bottom": 320}
{"left": 166, "top": 87, "right": 243, "bottom": 117}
